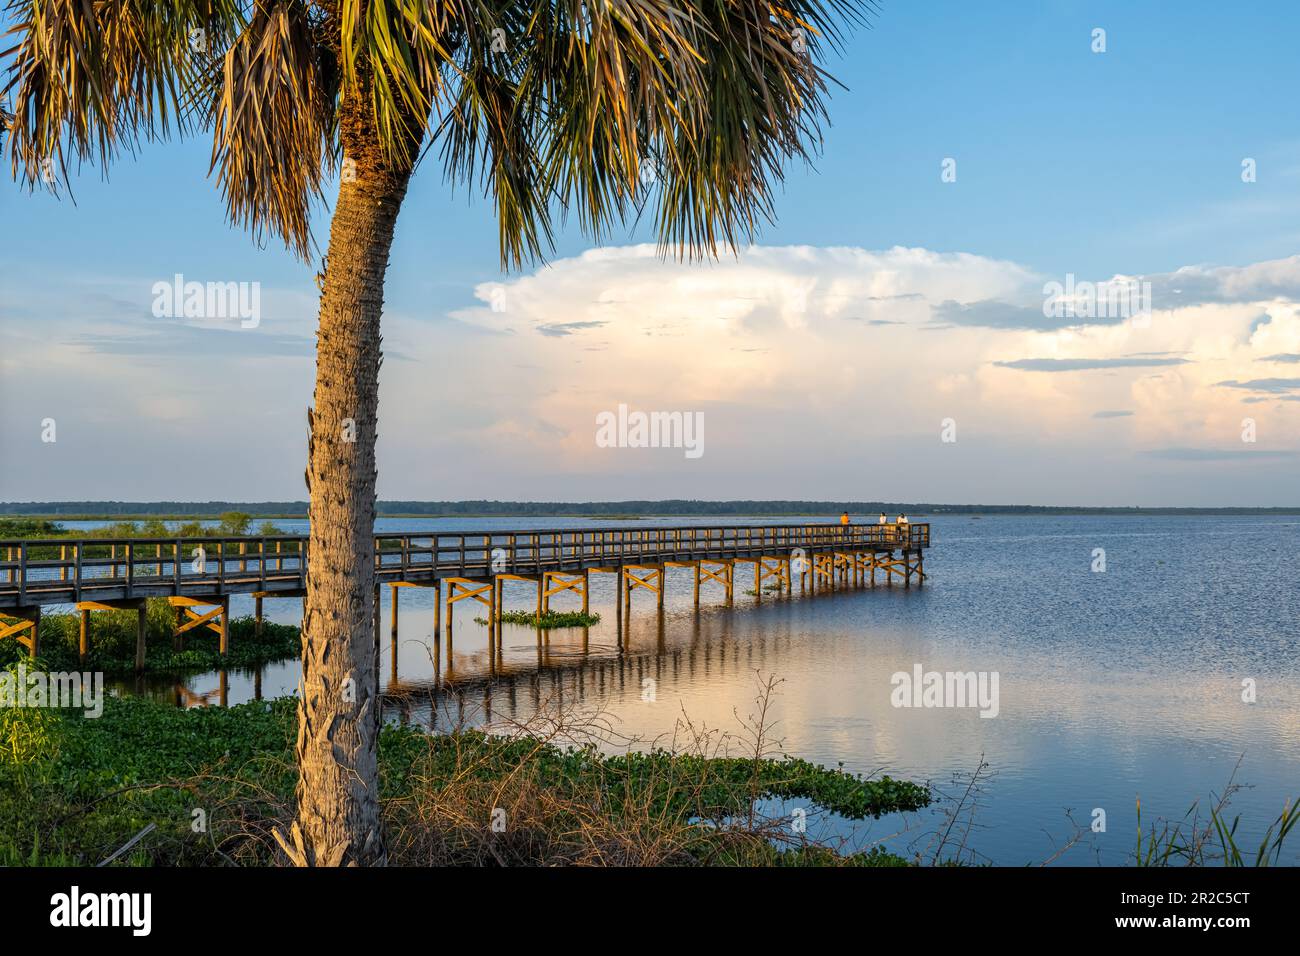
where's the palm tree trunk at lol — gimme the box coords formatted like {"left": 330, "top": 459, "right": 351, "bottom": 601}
{"left": 282, "top": 150, "right": 411, "bottom": 867}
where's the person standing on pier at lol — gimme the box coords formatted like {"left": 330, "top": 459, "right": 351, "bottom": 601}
{"left": 878, "top": 512, "right": 888, "bottom": 525}
{"left": 840, "top": 511, "right": 851, "bottom": 526}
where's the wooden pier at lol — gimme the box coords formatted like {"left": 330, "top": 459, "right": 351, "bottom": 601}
{"left": 0, "top": 522, "right": 929, "bottom": 668}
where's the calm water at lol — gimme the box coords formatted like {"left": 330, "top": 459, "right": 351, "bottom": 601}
{"left": 82, "top": 514, "right": 1300, "bottom": 865}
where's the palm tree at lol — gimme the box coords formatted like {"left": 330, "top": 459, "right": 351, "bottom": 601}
{"left": 3, "top": 0, "right": 874, "bottom": 865}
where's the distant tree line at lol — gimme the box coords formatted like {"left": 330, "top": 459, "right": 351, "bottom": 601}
{"left": 0, "top": 513, "right": 284, "bottom": 540}
{"left": 3, "top": 500, "right": 1299, "bottom": 517}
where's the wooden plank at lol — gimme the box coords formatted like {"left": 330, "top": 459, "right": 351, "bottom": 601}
{"left": 76, "top": 598, "right": 146, "bottom": 612}
{"left": 0, "top": 618, "right": 36, "bottom": 642}
{"left": 175, "top": 605, "right": 223, "bottom": 636}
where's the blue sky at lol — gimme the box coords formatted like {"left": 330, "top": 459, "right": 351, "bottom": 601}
{"left": 9, "top": 2, "right": 1299, "bottom": 292}
{"left": 3, "top": 1, "right": 1299, "bottom": 504}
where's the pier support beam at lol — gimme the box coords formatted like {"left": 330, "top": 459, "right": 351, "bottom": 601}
{"left": 390, "top": 584, "right": 400, "bottom": 645}
{"left": 167, "top": 596, "right": 229, "bottom": 657}
{"left": 0, "top": 607, "right": 41, "bottom": 659}
{"left": 832, "top": 552, "right": 853, "bottom": 587}
{"left": 540, "top": 571, "right": 588, "bottom": 617}
{"left": 137, "top": 603, "right": 148, "bottom": 671}
{"left": 622, "top": 566, "right": 664, "bottom": 616}
{"left": 433, "top": 580, "right": 440, "bottom": 633}
{"left": 811, "top": 553, "right": 836, "bottom": 592}
{"left": 445, "top": 578, "right": 495, "bottom": 636}
{"left": 379, "top": 580, "right": 447, "bottom": 686}
{"left": 220, "top": 597, "right": 230, "bottom": 655}
{"left": 72, "top": 598, "right": 147, "bottom": 669}
{"left": 696, "top": 560, "right": 734, "bottom": 606}
{"left": 871, "top": 550, "right": 921, "bottom": 587}
{"left": 749, "top": 556, "right": 789, "bottom": 599}
{"left": 494, "top": 573, "right": 541, "bottom": 627}
{"left": 616, "top": 567, "right": 624, "bottom": 634}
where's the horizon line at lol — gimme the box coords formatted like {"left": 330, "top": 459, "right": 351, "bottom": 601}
{"left": 4, "top": 499, "right": 1300, "bottom": 517}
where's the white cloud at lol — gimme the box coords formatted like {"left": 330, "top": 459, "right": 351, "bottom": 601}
{"left": 459, "top": 244, "right": 1038, "bottom": 337}
{"left": 5, "top": 247, "right": 1299, "bottom": 503}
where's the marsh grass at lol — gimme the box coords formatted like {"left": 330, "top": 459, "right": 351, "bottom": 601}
{"left": 381, "top": 676, "right": 929, "bottom": 866}
{"left": 1134, "top": 758, "right": 1300, "bottom": 866}
{"left": 0, "top": 672, "right": 929, "bottom": 867}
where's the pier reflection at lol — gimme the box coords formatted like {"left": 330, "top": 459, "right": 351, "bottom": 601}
{"left": 379, "top": 604, "right": 803, "bottom": 735}
{"left": 115, "top": 580, "right": 867, "bottom": 722}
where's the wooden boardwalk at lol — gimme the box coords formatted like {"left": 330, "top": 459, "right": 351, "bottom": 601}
{"left": 1, "top": 522, "right": 930, "bottom": 667}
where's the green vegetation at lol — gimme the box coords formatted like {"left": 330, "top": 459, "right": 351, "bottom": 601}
{"left": 0, "top": 513, "right": 282, "bottom": 540}
{"left": 0, "top": 518, "right": 64, "bottom": 537}
{"left": 0, "top": 685, "right": 929, "bottom": 867}
{"left": 476, "top": 610, "right": 602, "bottom": 629}
{"left": 0, "top": 600, "right": 299, "bottom": 675}
{"left": 1133, "top": 768, "right": 1300, "bottom": 867}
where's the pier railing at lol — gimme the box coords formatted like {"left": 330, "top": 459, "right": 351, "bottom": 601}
{"left": 0, "top": 522, "right": 929, "bottom": 607}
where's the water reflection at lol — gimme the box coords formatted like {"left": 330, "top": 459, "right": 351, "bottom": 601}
{"left": 117, "top": 584, "right": 837, "bottom": 741}
{"left": 383, "top": 606, "right": 811, "bottom": 735}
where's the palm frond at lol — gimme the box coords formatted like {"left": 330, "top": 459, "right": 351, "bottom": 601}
{"left": 647, "top": 0, "right": 873, "bottom": 256}
{"left": 3, "top": 0, "right": 878, "bottom": 264}
{"left": 209, "top": 0, "right": 335, "bottom": 259}
{"left": 338, "top": 0, "right": 460, "bottom": 171}
{"left": 1, "top": 0, "right": 239, "bottom": 190}
{"left": 445, "top": 0, "right": 876, "bottom": 263}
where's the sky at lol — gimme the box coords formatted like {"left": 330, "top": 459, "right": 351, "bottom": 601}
{"left": 2, "top": 0, "right": 1299, "bottom": 506}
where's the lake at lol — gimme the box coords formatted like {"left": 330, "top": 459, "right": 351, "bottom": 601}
{"left": 80, "top": 513, "right": 1300, "bottom": 865}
